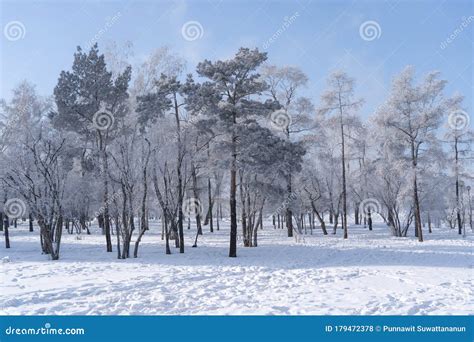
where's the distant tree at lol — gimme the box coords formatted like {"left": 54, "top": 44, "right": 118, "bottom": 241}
{"left": 443, "top": 97, "right": 473, "bottom": 234}
{"left": 0, "top": 81, "right": 50, "bottom": 247}
{"left": 318, "top": 71, "right": 363, "bottom": 239}
{"left": 262, "top": 65, "right": 313, "bottom": 238}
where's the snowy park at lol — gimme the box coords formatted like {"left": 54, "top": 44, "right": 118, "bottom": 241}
{"left": 1, "top": 0, "right": 472, "bottom": 318}
{"left": 1, "top": 220, "right": 472, "bottom": 315}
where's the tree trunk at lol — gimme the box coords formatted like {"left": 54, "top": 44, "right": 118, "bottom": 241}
{"left": 410, "top": 139, "right": 423, "bottom": 242}
{"left": 253, "top": 208, "right": 262, "bottom": 247}
{"left": 229, "top": 128, "right": 237, "bottom": 257}
{"left": 341, "top": 121, "right": 348, "bottom": 239}
{"left": 207, "top": 178, "right": 214, "bottom": 233}
{"left": 428, "top": 212, "right": 432, "bottom": 233}
{"left": 98, "top": 214, "right": 104, "bottom": 234}
{"left": 53, "top": 215, "right": 63, "bottom": 260}
{"left": 191, "top": 163, "right": 202, "bottom": 236}
{"left": 100, "top": 134, "right": 113, "bottom": 252}
{"left": 355, "top": 205, "right": 359, "bottom": 225}
{"left": 240, "top": 173, "right": 249, "bottom": 247}
{"left": 455, "top": 136, "right": 462, "bottom": 235}
{"left": 135, "top": 148, "right": 149, "bottom": 258}
{"left": 174, "top": 95, "right": 185, "bottom": 253}
{"left": 133, "top": 228, "right": 146, "bottom": 258}
{"left": 114, "top": 216, "right": 121, "bottom": 259}
{"left": 413, "top": 176, "right": 423, "bottom": 241}
{"left": 286, "top": 176, "right": 294, "bottom": 237}
{"left": 332, "top": 213, "right": 339, "bottom": 234}
{"left": 164, "top": 213, "right": 171, "bottom": 255}
{"left": 103, "top": 185, "right": 112, "bottom": 251}
{"left": 367, "top": 208, "right": 373, "bottom": 231}
{"left": 4, "top": 216, "right": 10, "bottom": 248}
{"left": 310, "top": 201, "right": 328, "bottom": 235}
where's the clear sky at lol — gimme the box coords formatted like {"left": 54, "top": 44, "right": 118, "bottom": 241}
{"left": 1, "top": 0, "right": 472, "bottom": 117}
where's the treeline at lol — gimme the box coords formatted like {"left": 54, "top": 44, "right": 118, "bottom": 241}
{"left": 0, "top": 44, "right": 472, "bottom": 260}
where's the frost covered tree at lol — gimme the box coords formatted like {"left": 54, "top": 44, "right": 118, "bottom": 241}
{"left": 2, "top": 124, "right": 70, "bottom": 259}
{"left": 237, "top": 121, "right": 305, "bottom": 245}
{"left": 370, "top": 123, "right": 416, "bottom": 237}
{"left": 193, "top": 48, "right": 278, "bottom": 257}
{"left": 0, "top": 81, "right": 49, "bottom": 247}
{"left": 137, "top": 74, "right": 189, "bottom": 253}
{"left": 318, "top": 71, "right": 363, "bottom": 239}
{"left": 375, "top": 67, "right": 452, "bottom": 242}
{"left": 443, "top": 97, "right": 473, "bottom": 234}
{"left": 52, "top": 44, "right": 132, "bottom": 252}
{"left": 263, "top": 65, "right": 313, "bottom": 237}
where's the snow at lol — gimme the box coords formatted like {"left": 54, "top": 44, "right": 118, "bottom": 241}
{"left": 1, "top": 221, "right": 472, "bottom": 315}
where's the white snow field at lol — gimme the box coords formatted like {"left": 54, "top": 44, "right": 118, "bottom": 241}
{"left": 1, "top": 221, "right": 472, "bottom": 315}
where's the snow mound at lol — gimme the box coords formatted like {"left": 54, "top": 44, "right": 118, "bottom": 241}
{"left": 0, "top": 222, "right": 472, "bottom": 315}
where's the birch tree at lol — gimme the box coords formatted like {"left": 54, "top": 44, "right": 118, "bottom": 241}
{"left": 318, "top": 71, "right": 363, "bottom": 239}
{"left": 375, "top": 67, "right": 451, "bottom": 241}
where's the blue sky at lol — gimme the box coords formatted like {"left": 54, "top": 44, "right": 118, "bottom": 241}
{"left": 1, "top": 0, "right": 472, "bottom": 117}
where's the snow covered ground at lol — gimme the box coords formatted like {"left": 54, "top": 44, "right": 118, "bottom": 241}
{"left": 1, "top": 221, "right": 472, "bottom": 315}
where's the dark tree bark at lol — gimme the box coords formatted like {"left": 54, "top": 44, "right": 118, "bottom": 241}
{"left": 4, "top": 216, "right": 10, "bottom": 249}
{"left": 191, "top": 163, "right": 202, "bottom": 236}
{"left": 28, "top": 214, "right": 33, "bottom": 232}
{"left": 354, "top": 205, "right": 359, "bottom": 225}
{"left": 454, "top": 135, "right": 463, "bottom": 235}
{"left": 229, "top": 116, "right": 238, "bottom": 257}
{"left": 134, "top": 140, "right": 151, "bottom": 258}
{"left": 100, "top": 134, "right": 113, "bottom": 252}
{"left": 428, "top": 212, "right": 432, "bottom": 233}
{"left": 173, "top": 94, "right": 185, "bottom": 253}
{"left": 207, "top": 178, "right": 214, "bottom": 233}
{"left": 308, "top": 200, "right": 328, "bottom": 235}
{"left": 332, "top": 212, "right": 339, "bottom": 234}
{"left": 239, "top": 172, "right": 249, "bottom": 247}
{"left": 367, "top": 208, "right": 373, "bottom": 231}
{"left": 286, "top": 177, "right": 294, "bottom": 237}
{"left": 340, "top": 119, "right": 348, "bottom": 239}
